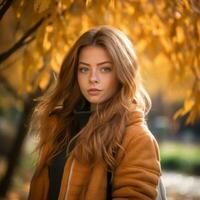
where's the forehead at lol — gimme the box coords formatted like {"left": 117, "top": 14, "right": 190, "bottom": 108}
{"left": 79, "top": 45, "right": 113, "bottom": 63}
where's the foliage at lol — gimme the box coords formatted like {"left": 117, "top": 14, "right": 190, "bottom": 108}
{"left": 0, "top": 0, "right": 199, "bottom": 123}
{"left": 160, "top": 142, "right": 200, "bottom": 175}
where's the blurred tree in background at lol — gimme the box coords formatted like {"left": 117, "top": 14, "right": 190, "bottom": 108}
{"left": 0, "top": 0, "right": 199, "bottom": 198}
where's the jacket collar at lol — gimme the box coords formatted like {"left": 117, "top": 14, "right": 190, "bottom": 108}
{"left": 126, "top": 104, "right": 145, "bottom": 127}
{"left": 73, "top": 99, "right": 92, "bottom": 130}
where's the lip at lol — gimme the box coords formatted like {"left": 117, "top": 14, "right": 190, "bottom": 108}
{"left": 87, "top": 88, "right": 102, "bottom": 95}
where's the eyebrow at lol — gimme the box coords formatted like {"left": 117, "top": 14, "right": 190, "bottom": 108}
{"left": 78, "top": 61, "right": 113, "bottom": 66}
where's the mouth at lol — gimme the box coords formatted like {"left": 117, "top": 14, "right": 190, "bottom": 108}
{"left": 87, "top": 88, "right": 102, "bottom": 95}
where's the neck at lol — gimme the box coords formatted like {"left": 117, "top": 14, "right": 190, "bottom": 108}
{"left": 90, "top": 103, "right": 103, "bottom": 112}
{"left": 90, "top": 104, "right": 96, "bottom": 111}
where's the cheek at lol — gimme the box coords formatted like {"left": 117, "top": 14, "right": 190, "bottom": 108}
{"left": 110, "top": 76, "right": 119, "bottom": 89}
{"left": 77, "top": 74, "right": 82, "bottom": 90}
{"left": 104, "top": 75, "right": 119, "bottom": 94}
{"left": 77, "top": 74, "right": 81, "bottom": 84}
{"left": 77, "top": 74, "right": 86, "bottom": 90}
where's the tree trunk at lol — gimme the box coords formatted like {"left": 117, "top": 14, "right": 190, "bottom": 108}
{"left": 0, "top": 97, "right": 33, "bottom": 197}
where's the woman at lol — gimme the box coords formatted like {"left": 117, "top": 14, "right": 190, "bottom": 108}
{"left": 28, "top": 25, "right": 161, "bottom": 200}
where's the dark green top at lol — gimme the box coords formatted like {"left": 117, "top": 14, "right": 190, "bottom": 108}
{"left": 48, "top": 102, "right": 91, "bottom": 200}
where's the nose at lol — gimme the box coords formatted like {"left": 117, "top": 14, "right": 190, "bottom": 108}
{"left": 89, "top": 69, "right": 99, "bottom": 83}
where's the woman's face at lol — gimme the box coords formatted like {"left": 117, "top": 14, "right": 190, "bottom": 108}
{"left": 77, "top": 45, "right": 119, "bottom": 110}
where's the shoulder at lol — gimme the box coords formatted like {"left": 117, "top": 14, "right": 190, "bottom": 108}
{"left": 121, "top": 109, "right": 160, "bottom": 159}
{"left": 113, "top": 109, "right": 161, "bottom": 199}
{"left": 125, "top": 108, "right": 151, "bottom": 139}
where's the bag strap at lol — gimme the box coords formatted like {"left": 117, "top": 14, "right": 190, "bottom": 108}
{"left": 156, "top": 176, "right": 167, "bottom": 200}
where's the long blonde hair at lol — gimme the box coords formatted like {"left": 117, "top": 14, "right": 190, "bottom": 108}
{"left": 29, "top": 25, "right": 151, "bottom": 171}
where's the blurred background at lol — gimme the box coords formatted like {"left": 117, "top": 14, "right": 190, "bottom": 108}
{"left": 0, "top": 0, "right": 200, "bottom": 199}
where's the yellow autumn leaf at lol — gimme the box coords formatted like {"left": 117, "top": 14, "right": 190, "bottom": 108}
{"left": 184, "top": 99, "right": 194, "bottom": 112}
{"left": 176, "top": 26, "right": 185, "bottom": 44}
{"left": 25, "top": 83, "right": 33, "bottom": 93}
{"left": 186, "top": 110, "right": 197, "bottom": 124}
{"left": 34, "top": 0, "right": 51, "bottom": 13}
{"left": 50, "top": 56, "right": 60, "bottom": 74}
{"left": 174, "top": 98, "right": 194, "bottom": 120}
{"left": 12, "top": 0, "right": 25, "bottom": 19}
{"left": 43, "top": 31, "right": 51, "bottom": 51}
{"left": 135, "top": 40, "right": 147, "bottom": 52}
{"left": 38, "top": 71, "right": 50, "bottom": 90}
{"left": 173, "top": 109, "right": 184, "bottom": 120}
{"left": 86, "top": 0, "right": 93, "bottom": 7}
{"left": 182, "top": 0, "right": 191, "bottom": 10}
{"left": 160, "top": 38, "right": 172, "bottom": 53}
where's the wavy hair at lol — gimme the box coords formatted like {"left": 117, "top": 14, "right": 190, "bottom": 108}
{"left": 29, "top": 25, "right": 151, "bottom": 172}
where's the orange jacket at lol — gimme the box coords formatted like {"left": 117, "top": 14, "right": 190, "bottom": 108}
{"left": 28, "top": 110, "right": 161, "bottom": 200}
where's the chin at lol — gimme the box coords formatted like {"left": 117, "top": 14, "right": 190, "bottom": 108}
{"left": 86, "top": 97, "right": 103, "bottom": 104}
{"left": 87, "top": 100, "right": 102, "bottom": 104}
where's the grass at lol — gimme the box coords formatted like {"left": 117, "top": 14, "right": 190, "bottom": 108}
{"left": 160, "top": 142, "right": 200, "bottom": 175}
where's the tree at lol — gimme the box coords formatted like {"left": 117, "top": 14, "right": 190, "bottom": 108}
{"left": 1, "top": 0, "right": 199, "bottom": 123}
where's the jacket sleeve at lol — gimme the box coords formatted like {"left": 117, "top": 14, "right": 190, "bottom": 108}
{"left": 112, "top": 125, "right": 161, "bottom": 200}
{"left": 28, "top": 167, "right": 49, "bottom": 200}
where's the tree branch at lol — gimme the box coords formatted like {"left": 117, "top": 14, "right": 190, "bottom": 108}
{"left": 0, "top": 0, "right": 14, "bottom": 21}
{"left": 0, "top": 15, "right": 48, "bottom": 65}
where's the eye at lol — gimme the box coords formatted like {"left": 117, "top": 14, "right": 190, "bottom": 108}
{"left": 78, "top": 66, "right": 89, "bottom": 73}
{"left": 100, "top": 66, "right": 112, "bottom": 73}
